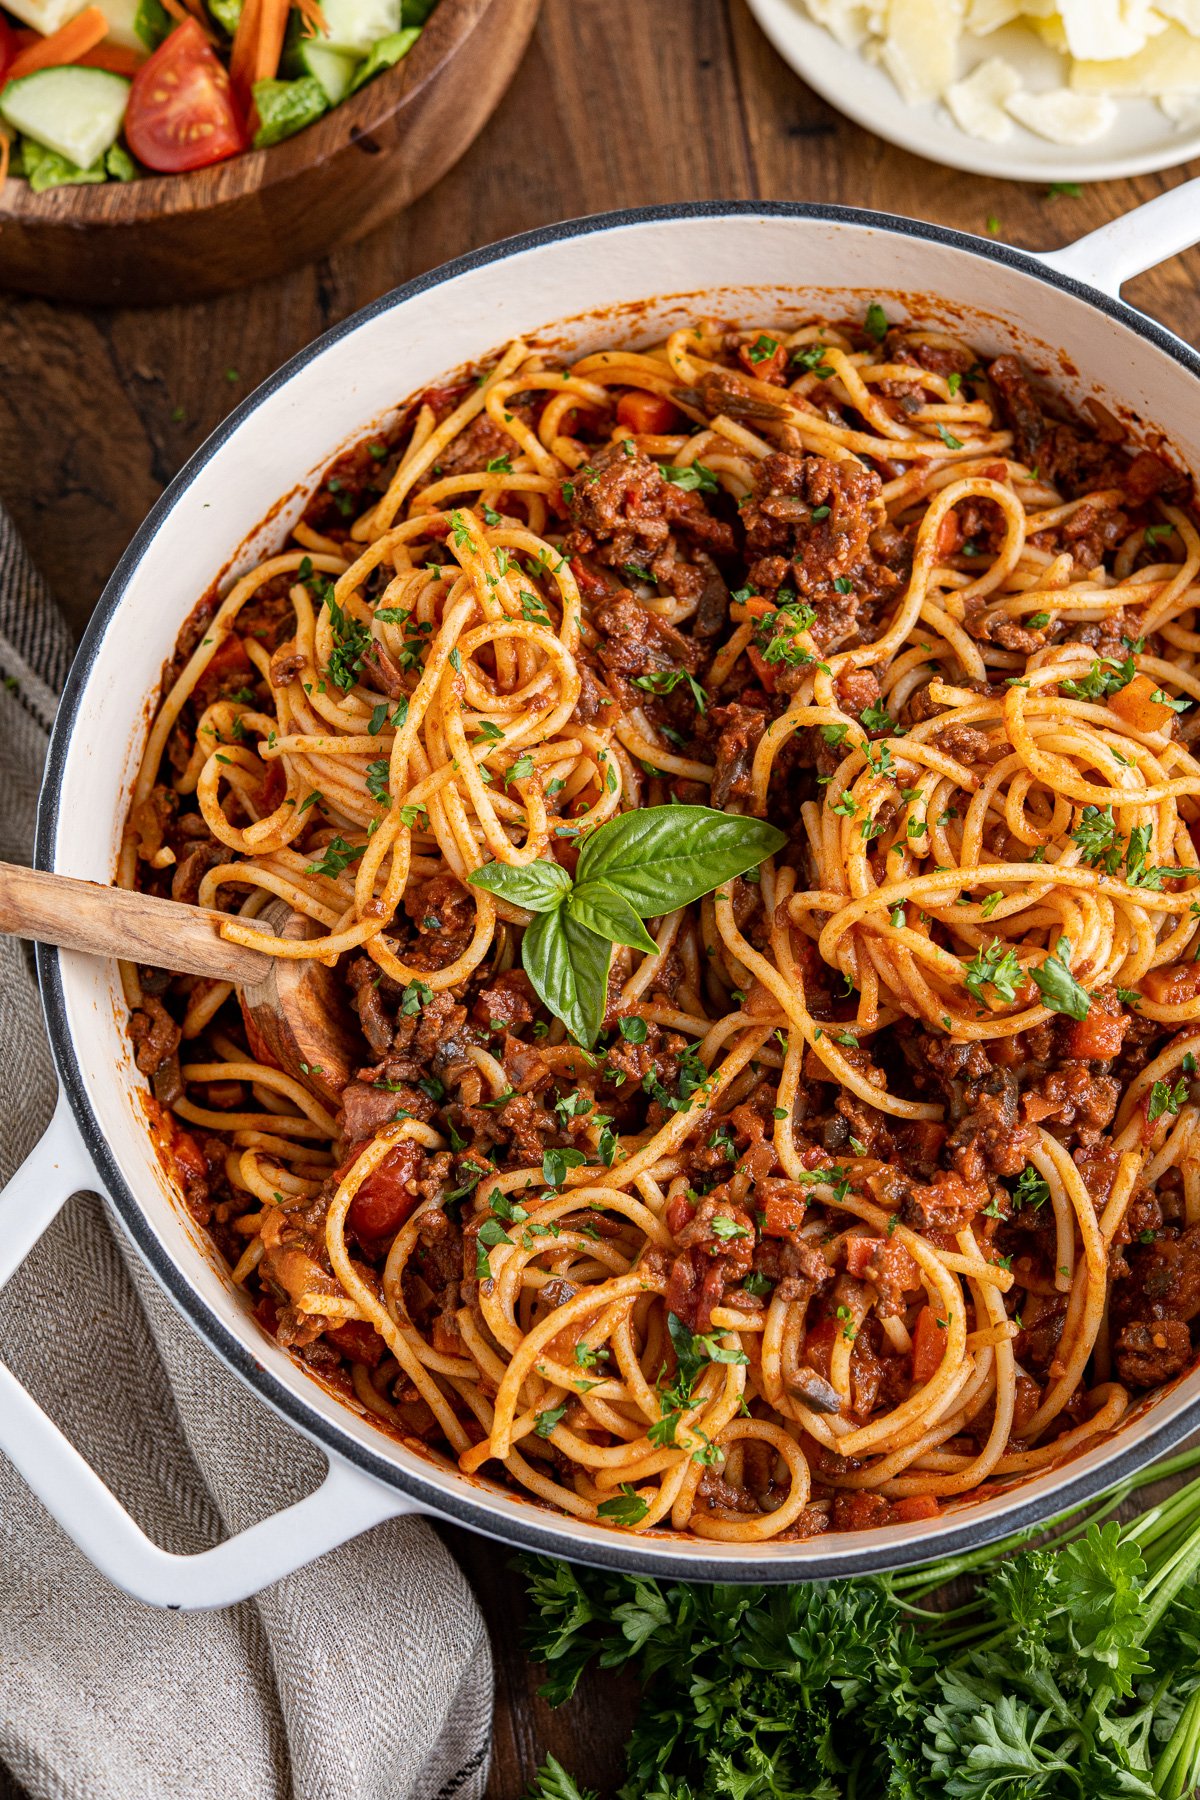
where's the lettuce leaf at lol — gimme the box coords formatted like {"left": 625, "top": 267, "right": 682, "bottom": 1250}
{"left": 348, "top": 25, "right": 419, "bottom": 93}
{"left": 20, "top": 137, "right": 106, "bottom": 192}
{"left": 250, "top": 75, "right": 328, "bottom": 148}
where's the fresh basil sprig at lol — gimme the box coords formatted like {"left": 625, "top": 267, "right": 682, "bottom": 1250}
{"left": 468, "top": 804, "right": 785, "bottom": 1048}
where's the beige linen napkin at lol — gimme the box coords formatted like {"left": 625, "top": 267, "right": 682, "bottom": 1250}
{"left": 0, "top": 514, "right": 494, "bottom": 1800}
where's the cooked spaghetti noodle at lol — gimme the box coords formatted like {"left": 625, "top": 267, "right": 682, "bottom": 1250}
{"left": 124, "top": 313, "right": 1200, "bottom": 1541}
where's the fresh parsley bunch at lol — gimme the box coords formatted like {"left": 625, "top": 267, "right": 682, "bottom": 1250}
{"left": 519, "top": 1447, "right": 1200, "bottom": 1800}
{"left": 469, "top": 805, "right": 784, "bottom": 1048}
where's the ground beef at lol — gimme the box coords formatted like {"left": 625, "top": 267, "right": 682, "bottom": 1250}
{"left": 564, "top": 439, "right": 735, "bottom": 602}
{"left": 346, "top": 957, "right": 394, "bottom": 1058}
{"left": 988, "top": 354, "right": 1128, "bottom": 499}
{"left": 270, "top": 645, "right": 306, "bottom": 688}
{"left": 740, "top": 452, "right": 898, "bottom": 646}
{"left": 594, "top": 593, "right": 700, "bottom": 707}
{"left": 129, "top": 998, "right": 181, "bottom": 1077}
{"left": 1113, "top": 1318, "right": 1193, "bottom": 1388}
{"left": 432, "top": 414, "right": 514, "bottom": 481}
{"left": 303, "top": 442, "right": 389, "bottom": 537}
{"left": 170, "top": 841, "right": 228, "bottom": 905}
{"left": 1114, "top": 1226, "right": 1200, "bottom": 1328}
{"left": 708, "top": 702, "right": 766, "bottom": 809}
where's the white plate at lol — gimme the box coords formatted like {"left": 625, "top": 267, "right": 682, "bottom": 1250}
{"left": 746, "top": 0, "right": 1200, "bottom": 182}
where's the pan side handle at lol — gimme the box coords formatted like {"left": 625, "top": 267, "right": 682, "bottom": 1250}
{"left": 0, "top": 1089, "right": 418, "bottom": 1609}
{"left": 1037, "top": 176, "right": 1200, "bottom": 299}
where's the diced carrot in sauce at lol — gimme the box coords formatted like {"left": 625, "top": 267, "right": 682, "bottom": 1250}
{"left": 892, "top": 1494, "right": 940, "bottom": 1523}
{"left": 746, "top": 643, "right": 777, "bottom": 694}
{"left": 844, "top": 1236, "right": 885, "bottom": 1280}
{"left": 1142, "top": 963, "right": 1200, "bottom": 1007}
{"left": 761, "top": 1188, "right": 807, "bottom": 1237}
{"left": 1065, "top": 1005, "right": 1128, "bottom": 1059}
{"left": 911, "top": 1305, "right": 946, "bottom": 1384}
{"left": 616, "top": 390, "right": 678, "bottom": 435}
{"left": 1107, "top": 672, "right": 1174, "bottom": 735}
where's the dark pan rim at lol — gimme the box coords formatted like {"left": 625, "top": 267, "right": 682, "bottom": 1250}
{"left": 34, "top": 199, "right": 1200, "bottom": 1582}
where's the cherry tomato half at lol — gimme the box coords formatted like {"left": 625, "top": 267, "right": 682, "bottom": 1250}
{"left": 124, "top": 18, "right": 247, "bottom": 174}
{"left": 0, "top": 14, "right": 16, "bottom": 84}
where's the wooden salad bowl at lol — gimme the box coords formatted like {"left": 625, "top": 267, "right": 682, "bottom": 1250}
{"left": 0, "top": 0, "right": 539, "bottom": 305}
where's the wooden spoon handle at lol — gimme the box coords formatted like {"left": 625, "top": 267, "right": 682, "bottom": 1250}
{"left": 0, "top": 860, "right": 276, "bottom": 985}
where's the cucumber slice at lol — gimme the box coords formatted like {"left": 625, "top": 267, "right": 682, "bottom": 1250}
{"left": 316, "top": 0, "right": 399, "bottom": 56}
{"left": 296, "top": 41, "right": 360, "bottom": 106}
{"left": 91, "top": 0, "right": 142, "bottom": 51}
{"left": 0, "top": 67, "right": 130, "bottom": 170}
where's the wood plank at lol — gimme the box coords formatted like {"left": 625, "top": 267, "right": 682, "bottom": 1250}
{"left": 2, "top": 6, "right": 1200, "bottom": 1797}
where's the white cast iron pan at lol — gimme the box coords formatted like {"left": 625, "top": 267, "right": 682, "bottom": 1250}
{"left": 5, "top": 194, "right": 1200, "bottom": 1609}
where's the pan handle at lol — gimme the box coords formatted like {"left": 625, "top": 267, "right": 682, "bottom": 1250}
{"left": 1038, "top": 175, "right": 1200, "bottom": 298}
{"left": 0, "top": 1089, "right": 418, "bottom": 1610}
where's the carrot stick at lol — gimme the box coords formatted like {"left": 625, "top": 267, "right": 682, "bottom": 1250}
{"left": 77, "top": 42, "right": 145, "bottom": 74}
{"left": 294, "top": 0, "right": 327, "bottom": 38}
{"left": 250, "top": 0, "right": 289, "bottom": 84}
{"left": 228, "top": 0, "right": 262, "bottom": 107}
{"left": 229, "top": 0, "right": 287, "bottom": 123}
{"left": 7, "top": 5, "right": 110, "bottom": 80}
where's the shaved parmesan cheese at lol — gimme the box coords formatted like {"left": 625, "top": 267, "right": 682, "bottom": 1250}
{"left": 881, "top": 0, "right": 965, "bottom": 103}
{"left": 804, "top": 0, "right": 873, "bottom": 51}
{"left": 800, "top": 0, "right": 1200, "bottom": 142}
{"left": 1071, "top": 22, "right": 1200, "bottom": 89}
{"left": 965, "top": 0, "right": 1025, "bottom": 30}
{"left": 2, "top": 0, "right": 86, "bottom": 31}
{"left": 1057, "top": 0, "right": 1166, "bottom": 61}
{"left": 946, "top": 54, "right": 1021, "bottom": 137}
{"left": 1156, "top": 0, "right": 1200, "bottom": 30}
{"left": 1158, "top": 87, "right": 1200, "bottom": 122}
{"left": 1031, "top": 14, "right": 1069, "bottom": 49}
{"left": 1006, "top": 85, "right": 1118, "bottom": 139}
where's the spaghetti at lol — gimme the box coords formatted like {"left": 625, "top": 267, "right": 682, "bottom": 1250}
{"left": 123, "top": 312, "right": 1200, "bottom": 1541}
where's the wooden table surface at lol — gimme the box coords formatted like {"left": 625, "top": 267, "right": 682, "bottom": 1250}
{"left": 3, "top": 2, "right": 1200, "bottom": 1794}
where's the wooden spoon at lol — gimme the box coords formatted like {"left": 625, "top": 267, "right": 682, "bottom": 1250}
{"left": 0, "top": 861, "right": 363, "bottom": 1108}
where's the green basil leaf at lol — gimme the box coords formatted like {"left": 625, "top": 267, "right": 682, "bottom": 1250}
{"left": 522, "top": 906, "right": 611, "bottom": 1048}
{"left": 567, "top": 881, "right": 658, "bottom": 955}
{"left": 575, "top": 804, "right": 786, "bottom": 917}
{"left": 468, "top": 857, "right": 572, "bottom": 913}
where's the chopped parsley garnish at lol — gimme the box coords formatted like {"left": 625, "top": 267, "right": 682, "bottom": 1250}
{"left": 1011, "top": 1165, "right": 1050, "bottom": 1209}
{"left": 631, "top": 667, "right": 708, "bottom": 711}
{"left": 596, "top": 1485, "right": 649, "bottom": 1526}
{"left": 746, "top": 333, "right": 780, "bottom": 364}
{"left": 1059, "top": 656, "right": 1135, "bottom": 703}
{"left": 364, "top": 759, "right": 390, "bottom": 803}
{"left": 1031, "top": 938, "right": 1090, "bottom": 1020}
{"left": 305, "top": 836, "right": 365, "bottom": 879}
{"left": 660, "top": 462, "right": 718, "bottom": 493}
{"left": 964, "top": 939, "right": 1022, "bottom": 1006}
{"left": 1148, "top": 1077, "right": 1188, "bottom": 1124}
{"left": 326, "top": 596, "right": 370, "bottom": 692}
